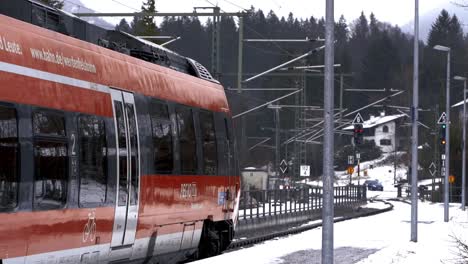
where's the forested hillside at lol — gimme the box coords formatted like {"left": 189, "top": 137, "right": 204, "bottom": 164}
{"left": 114, "top": 2, "right": 468, "bottom": 176}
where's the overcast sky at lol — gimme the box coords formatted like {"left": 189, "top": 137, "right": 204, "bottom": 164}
{"left": 76, "top": 0, "right": 452, "bottom": 27}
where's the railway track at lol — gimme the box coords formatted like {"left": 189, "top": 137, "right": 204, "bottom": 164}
{"left": 227, "top": 199, "right": 394, "bottom": 250}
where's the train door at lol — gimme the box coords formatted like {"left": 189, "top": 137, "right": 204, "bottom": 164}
{"left": 110, "top": 89, "right": 141, "bottom": 248}
{"left": 223, "top": 117, "right": 236, "bottom": 216}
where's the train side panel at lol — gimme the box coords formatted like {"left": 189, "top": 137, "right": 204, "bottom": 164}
{"left": 0, "top": 12, "right": 240, "bottom": 264}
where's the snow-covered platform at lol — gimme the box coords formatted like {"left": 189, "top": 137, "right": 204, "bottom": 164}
{"left": 194, "top": 200, "right": 468, "bottom": 264}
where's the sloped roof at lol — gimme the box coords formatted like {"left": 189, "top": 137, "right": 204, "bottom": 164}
{"left": 344, "top": 114, "right": 405, "bottom": 130}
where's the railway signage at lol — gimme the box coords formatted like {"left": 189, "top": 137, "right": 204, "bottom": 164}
{"left": 437, "top": 112, "right": 447, "bottom": 124}
{"left": 348, "top": 155, "right": 354, "bottom": 165}
{"left": 429, "top": 162, "right": 437, "bottom": 176}
{"left": 347, "top": 166, "right": 354, "bottom": 175}
{"left": 300, "top": 165, "right": 310, "bottom": 177}
{"left": 280, "top": 159, "right": 288, "bottom": 174}
{"left": 352, "top": 113, "right": 364, "bottom": 125}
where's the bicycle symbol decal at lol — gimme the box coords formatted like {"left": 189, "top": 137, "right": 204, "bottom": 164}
{"left": 82, "top": 211, "right": 97, "bottom": 243}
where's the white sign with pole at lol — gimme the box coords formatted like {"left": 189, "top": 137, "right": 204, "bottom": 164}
{"left": 300, "top": 165, "right": 310, "bottom": 177}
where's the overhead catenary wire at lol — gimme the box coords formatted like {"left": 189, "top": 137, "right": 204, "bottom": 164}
{"left": 109, "top": 0, "right": 139, "bottom": 11}
{"left": 201, "top": 0, "right": 296, "bottom": 58}
{"left": 220, "top": 0, "right": 249, "bottom": 11}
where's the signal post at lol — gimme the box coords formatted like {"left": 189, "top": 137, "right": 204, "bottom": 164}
{"left": 438, "top": 112, "right": 449, "bottom": 221}
{"left": 352, "top": 113, "right": 364, "bottom": 194}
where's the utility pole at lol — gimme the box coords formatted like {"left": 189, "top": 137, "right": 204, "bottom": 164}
{"left": 410, "top": 0, "right": 419, "bottom": 242}
{"left": 339, "top": 74, "right": 344, "bottom": 122}
{"left": 433, "top": 44, "right": 451, "bottom": 222}
{"left": 432, "top": 104, "right": 439, "bottom": 202}
{"left": 237, "top": 16, "right": 248, "bottom": 170}
{"left": 211, "top": 6, "right": 221, "bottom": 79}
{"left": 275, "top": 106, "right": 281, "bottom": 179}
{"left": 454, "top": 76, "right": 467, "bottom": 211}
{"left": 322, "top": 0, "right": 334, "bottom": 263}
{"left": 266, "top": 105, "right": 282, "bottom": 180}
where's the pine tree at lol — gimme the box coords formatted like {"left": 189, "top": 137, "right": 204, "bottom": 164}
{"left": 369, "top": 13, "right": 379, "bottom": 37}
{"left": 427, "top": 10, "right": 451, "bottom": 46}
{"left": 115, "top": 18, "right": 132, "bottom": 34}
{"left": 132, "top": 0, "right": 159, "bottom": 40}
{"left": 38, "top": 0, "right": 63, "bottom": 9}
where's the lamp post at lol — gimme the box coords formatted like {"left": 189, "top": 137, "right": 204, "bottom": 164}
{"left": 454, "top": 75, "right": 466, "bottom": 211}
{"left": 434, "top": 44, "right": 451, "bottom": 222}
{"left": 411, "top": 0, "right": 419, "bottom": 242}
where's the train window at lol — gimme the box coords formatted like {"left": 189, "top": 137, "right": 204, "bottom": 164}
{"left": 0, "top": 106, "right": 18, "bottom": 211}
{"left": 149, "top": 100, "right": 173, "bottom": 174}
{"left": 33, "top": 111, "right": 66, "bottom": 136}
{"left": 34, "top": 141, "right": 68, "bottom": 210}
{"left": 175, "top": 106, "right": 197, "bottom": 174}
{"left": 33, "top": 111, "right": 68, "bottom": 210}
{"left": 199, "top": 111, "right": 217, "bottom": 175}
{"left": 78, "top": 115, "right": 107, "bottom": 205}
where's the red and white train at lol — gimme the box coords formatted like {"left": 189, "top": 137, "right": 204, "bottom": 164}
{"left": 0, "top": 1, "right": 240, "bottom": 263}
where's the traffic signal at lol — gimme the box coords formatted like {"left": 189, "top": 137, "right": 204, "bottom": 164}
{"left": 353, "top": 124, "right": 364, "bottom": 145}
{"left": 439, "top": 124, "right": 446, "bottom": 145}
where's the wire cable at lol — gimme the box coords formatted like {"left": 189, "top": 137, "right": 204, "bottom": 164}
{"left": 110, "top": 0, "right": 139, "bottom": 12}
{"left": 221, "top": 0, "right": 248, "bottom": 11}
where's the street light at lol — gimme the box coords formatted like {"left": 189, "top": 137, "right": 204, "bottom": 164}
{"left": 454, "top": 75, "right": 466, "bottom": 211}
{"left": 433, "top": 44, "right": 451, "bottom": 222}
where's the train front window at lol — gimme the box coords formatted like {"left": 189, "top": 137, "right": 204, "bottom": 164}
{"left": 78, "top": 115, "right": 107, "bottom": 206}
{"left": 0, "top": 106, "right": 18, "bottom": 211}
{"left": 33, "top": 111, "right": 68, "bottom": 210}
{"left": 150, "top": 100, "right": 173, "bottom": 174}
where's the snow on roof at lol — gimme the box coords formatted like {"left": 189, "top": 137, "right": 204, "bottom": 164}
{"left": 344, "top": 114, "right": 405, "bottom": 130}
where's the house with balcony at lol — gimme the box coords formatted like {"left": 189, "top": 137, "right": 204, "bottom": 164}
{"left": 345, "top": 112, "right": 405, "bottom": 153}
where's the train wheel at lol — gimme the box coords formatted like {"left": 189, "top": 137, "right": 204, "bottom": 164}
{"left": 198, "top": 222, "right": 221, "bottom": 258}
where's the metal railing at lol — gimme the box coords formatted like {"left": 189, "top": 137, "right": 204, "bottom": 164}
{"left": 239, "top": 185, "right": 366, "bottom": 220}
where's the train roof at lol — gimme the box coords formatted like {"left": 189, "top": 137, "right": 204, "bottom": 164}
{"left": 0, "top": 0, "right": 219, "bottom": 84}
{"left": 0, "top": 14, "right": 229, "bottom": 114}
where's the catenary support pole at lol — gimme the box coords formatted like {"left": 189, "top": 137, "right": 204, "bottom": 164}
{"left": 339, "top": 74, "right": 344, "bottom": 122}
{"left": 322, "top": 0, "right": 334, "bottom": 263}
{"left": 445, "top": 50, "right": 451, "bottom": 222}
{"left": 237, "top": 16, "right": 248, "bottom": 174}
{"left": 274, "top": 106, "right": 281, "bottom": 181}
{"left": 462, "top": 79, "right": 466, "bottom": 211}
{"left": 410, "top": 0, "right": 419, "bottom": 242}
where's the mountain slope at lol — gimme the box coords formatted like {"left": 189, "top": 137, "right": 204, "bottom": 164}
{"left": 62, "top": 0, "right": 114, "bottom": 29}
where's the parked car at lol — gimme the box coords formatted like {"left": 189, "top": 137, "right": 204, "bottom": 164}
{"left": 364, "top": 180, "right": 384, "bottom": 191}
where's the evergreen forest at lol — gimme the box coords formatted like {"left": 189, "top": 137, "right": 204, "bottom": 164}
{"left": 112, "top": 3, "right": 468, "bottom": 178}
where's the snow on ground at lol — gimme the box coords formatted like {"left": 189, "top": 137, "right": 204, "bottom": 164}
{"left": 194, "top": 201, "right": 468, "bottom": 264}
{"left": 194, "top": 154, "right": 467, "bottom": 264}
{"left": 307, "top": 153, "right": 444, "bottom": 200}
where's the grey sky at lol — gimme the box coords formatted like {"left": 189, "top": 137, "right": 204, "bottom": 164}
{"left": 76, "top": 0, "right": 452, "bottom": 27}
